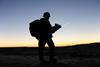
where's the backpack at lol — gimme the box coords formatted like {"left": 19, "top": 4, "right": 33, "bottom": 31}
{"left": 29, "top": 19, "right": 41, "bottom": 37}
{"left": 29, "top": 19, "right": 62, "bottom": 37}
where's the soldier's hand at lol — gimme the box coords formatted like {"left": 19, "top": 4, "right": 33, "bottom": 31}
{"left": 55, "top": 23, "right": 62, "bottom": 28}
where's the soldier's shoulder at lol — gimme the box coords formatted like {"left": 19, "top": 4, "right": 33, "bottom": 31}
{"left": 40, "top": 18, "right": 45, "bottom": 21}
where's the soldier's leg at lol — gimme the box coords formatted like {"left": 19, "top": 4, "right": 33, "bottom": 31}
{"left": 38, "top": 39, "right": 46, "bottom": 62}
{"left": 47, "top": 38, "right": 55, "bottom": 61}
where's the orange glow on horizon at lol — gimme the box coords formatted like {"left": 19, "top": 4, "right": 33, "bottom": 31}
{"left": 0, "top": 36, "right": 100, "bottom": 47}
{"left": 0, "top": 40, "right": 100, "bottom": 47}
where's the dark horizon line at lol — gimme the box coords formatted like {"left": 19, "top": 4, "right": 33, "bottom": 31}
{"left": 0, "top": 42, "right": 100, "bottom": 48}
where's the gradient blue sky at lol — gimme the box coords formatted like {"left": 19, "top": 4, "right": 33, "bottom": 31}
{"left": 0, "top": 0, "right": 100, "bottom": 47}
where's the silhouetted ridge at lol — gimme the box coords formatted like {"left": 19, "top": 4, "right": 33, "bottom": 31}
{"left": 0, "top": 42, "right": 100, "bottom": 57}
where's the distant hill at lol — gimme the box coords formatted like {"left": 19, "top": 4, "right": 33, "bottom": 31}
{"left": 0, "top": 42, "right": 100, "bottom": 57}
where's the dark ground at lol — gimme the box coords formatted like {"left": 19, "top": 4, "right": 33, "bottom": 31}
{"left": 0, "top": 55, "right": 100, "bottom": 67}
{"left": 0, "top": 42, "right": 100, "bottom": 67}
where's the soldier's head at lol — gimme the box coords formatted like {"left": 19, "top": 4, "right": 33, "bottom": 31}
{"left": 43, "top": 12, "right": 50, "bottom": 19}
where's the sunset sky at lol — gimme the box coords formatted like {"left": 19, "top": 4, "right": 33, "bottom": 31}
{"left": 0, "top": 0, "right": 100, "bottom": 47}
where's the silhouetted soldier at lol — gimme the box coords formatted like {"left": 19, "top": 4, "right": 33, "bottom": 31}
{"left": 29, "top": 12, "right": 61, "bottom": 63}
